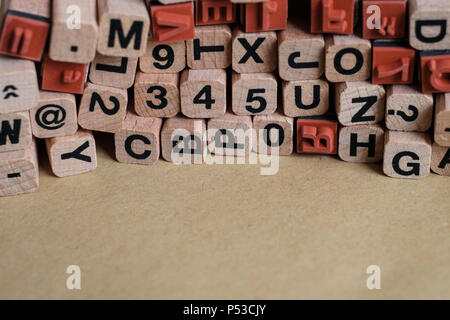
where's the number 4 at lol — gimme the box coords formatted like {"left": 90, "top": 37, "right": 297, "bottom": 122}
{"left": 193, "top": 86, "right": 215, "bottom": 110}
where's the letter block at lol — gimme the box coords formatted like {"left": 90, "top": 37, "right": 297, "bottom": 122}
{"left": 207, "top": 112, "right": 252, "bottom": 156}
{"left": 282, "top": 78, "right": 329, "bottom": 117}
{"left": 29, "top": 91, "right": 78, "bottom": 139}
{"left": 0, "top": 111, "right": 32, "bottom": 153}
{"left": 195, "top": 0, "right": 237, "bottom": 26}
{"left": 161, "top": 116, "right": 206, "bottom": 164}
{"left": 241, "top": 0, "right": 288, "bottom": 33}
{"left": 140, "top": 35, "right": 186, "bottom": 73}
{"left": 41, "top": 55, "right": 88, "bottom": 95}
{"left": 115, "top": 112, "right": 163, "bottom": 166}
{"left": 134, "top": 72, "right": 180, "bottom": 118}
{"left": 362, "top": 0, "right": 407, "bottom": 39}
{"left": 78, "top": 83, "right": 128, "bottom": 133}
{"left": 0, "top": 139, "right": 39, "bottom": 197}
{"left": 325, "top": 35, "right": 371, "bottom": 83}
{"left": 278, "top": 20, "right": 325, "bottom": 81}
{"left": 431, "top": 143, "right": 450, "bottom": 176}
{"left": 338, "top": 124, "right": 384, "bottom": 163}
{"left": 231, "top": 72, "right": 277, "bottom": 116}
{"left": 253, "top": 112, "right": 293, "bottom": 156}
{"left": 232, "top": 26, "right": 278, "bottom": 73}
{"left": 409, "top": 0, "right": 450, "bottom": 51}
{"left": 311, "top": 0, "right": 354, "bottom": 34}
{"left": 180, "top": 69, "right": 227, "bottom": 118}
{"left": 383, "top": 131, "right": 432, "bottom": 179}
{"left": 0, "top": 0, "right": 51, "bottom": 61}
{"left": 385, "top": 85, "right": 433, "bottom": 132}
{"left": 420, "top": 51, "right": 450, "bottom": 94}
{"left": 434, "top": 93, "right": 450, "bottom": 147}
{"left": 372, "top": 41, "right": 415, "bottom": 85}
{"left": 186, "top": 25, "right": 232, "bottom": 69}
{"left": 335, "top": 81, "right": 385, "bottom": 126}
{"left": 98, "top": 0, "right": 150, "bottom": 57}
{"left": 89, "top": 54, "right": 138, "bottom": 89}
{"left": 0, "top": 56, "right": 39, "bottom": 114}
{"left": 295, "top": 116, "right": 338, "bottom": 155}
{"left": 45, "top": 129, "right": 97, "bottom": 178}
{"left": 150, "top": 1, "right": 195, "bottom": 44}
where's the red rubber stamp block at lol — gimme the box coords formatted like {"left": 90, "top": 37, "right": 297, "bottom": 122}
{"left": 0, "top": 12, "right": 50, "bottom": 61}
{"left": 420, "top": 51, "right": 450, "bottom": 94}
{"left": 362, "top": 0, "right": 407, "bottom": 39}
{"left": 41, "top": 55, "right": 87, "bottom": 95}
{"left": 150, "top": 2, "right": 195, "bottom": 43}
{"left": 311, "top": 0, "right": 354, "bottom": 34}
{"left": 296, "top": 117, "right": 338, "bottom": 155}
{"left": 372, "top": 41, "right": 415, "bottom": 85}
{"left": 242, "top": 0, "right": 288, "bottom": 33}
{"left": 195, "top": 0, "right": 236, "bottom": 26}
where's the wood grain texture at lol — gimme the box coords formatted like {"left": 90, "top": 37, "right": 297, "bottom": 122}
{"left": 431, "top": 142, "right": 450, "bottom": 176}
{"left": 434, "top": 93, "right": 450, "bottom": 147}
{"left": 0, "top": 111, "right": 32, "bottom": 153}
{"left": 339, "top": 124, "right": 385, "bottom": 163}
{"left": 282, "top": 78, "right": 329, "bottom": 117}
{"left": 139, "top": 35, "right": 186, "bottom": 74}
{"left": 89, "top": 54, "right": 138, "bottom": 89}
{"left": 253, "top": 111, "right": 293, "bottom": 156}
{"left": 7, "top": 0, "right": 51, "bottom": 17}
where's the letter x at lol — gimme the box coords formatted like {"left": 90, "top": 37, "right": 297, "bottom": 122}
{"left": 61, "top": 141, "right": 92, "bottom": 163}
{"left": 238, "top": 37, "right": 265, "bottom": 64}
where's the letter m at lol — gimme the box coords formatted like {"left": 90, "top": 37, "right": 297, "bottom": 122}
{"left": 108, "top": 19, "right": 143, "bottom": 50}
{"left": 0, "top": 119, "right": 21, "bottom": 145}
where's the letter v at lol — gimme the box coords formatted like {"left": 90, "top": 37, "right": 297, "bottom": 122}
{"left": 154, "top": 12, "right": 190, "bottom": 42}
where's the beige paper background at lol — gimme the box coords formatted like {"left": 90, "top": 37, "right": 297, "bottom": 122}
{"left": 1, "top": 133, "right": 449, "bottom": 299}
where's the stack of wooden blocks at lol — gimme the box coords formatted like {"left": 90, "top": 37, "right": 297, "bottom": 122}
{"left": 0, "top": 0, "right": 449, "bottom": 197}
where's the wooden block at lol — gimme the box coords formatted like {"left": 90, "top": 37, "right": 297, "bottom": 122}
{"left": 139, "top": 35, "right": 186, "bottom": 73}
{"left": 195, "top": 0, "right": 237, "bottom": 26}
{"left": 386, "top": 85, "right": 433, "bottom": 132}
{"left": 45, "top": 129, "right": 97, "bottom": 178}
{"left": 231, "top": 0, "right": 267, "bottom": 3}
{"left": 0, "top": 111, "right": 32, "bottom": 153}
{"left": 49, "top": 0, "right": 98, "bottom": 63}
{"left": 134, "top": 72, "right": 180, "bottom": 118}
{"left": 409, "top": 0, "right": 450, "bottom": 51}
{"left": 311, "top": 0, "right": 354, "bottom": 34}
{"left": 41, "top": 54, "right": 88, "bottom": 95}
{"left": 282, "top": 78, "right": 329, "bottom": 117}
{"left": 186, "top": 25, "right": 232, "bottom": 69}
{"left": 325, "top": 34, "right": 371, "bottom": 83}
{"left": 338, "top": 124, "right": 384, "bottom": 163}
{"left": 149, "top": 1, "right": 195, "bottom": 44}
{"left": 180, "top": 69, "right": 226, "bottom": 118}
{"left": 0, "top": 0, "right": 50, "bottom": 61}
{"left": 383, "top": 131, "right": 432, "bottom": 179}
{"left": 161, "top": 116, "right": 206, "bottom": 164}
{"left": 114, "top": 111, "right": 162, "bottom": 165}
{"left": 0, "top": 55, "right": 39, "bottom": 114}
{"left": 335, "top": 81, "right": 385, "bottom": 126}
{"left": 157, "top": 0, "right": 194, "bottom": 4}
{"left": 253, "top": 111, "right": 293, "bottom": 156}
{"left": 431, "top": 143, "right": 450, "bottom": 176}
{"left": 29, "top": 91, "right": 78, "bottom": 139}
{"left": 0, "top": 138, "right": 39, "bottom": 197}
{"left": 295, "top": 116, "right": 338, "bottom": 155}
{"left": 362, "top": 0, "right": 407, "bottom": 39}
{"left": 206, "top": 112, "right": 252, "bottom": 156}
{"left": 78, "top": 82, "right": 128, "bottom": 133}
{"left": 420, "top": 50, "right": 450, "bottom": 94}
{"left": 278, "top": 20, "right": 325, "bottom": 81}
{"left": 231, "top": 72, "right": 277, "bottom": 116}
{"left": 434, "top": 93, "right": 450, "bottom": 147}
{"left": 89, "top": 54, "right": 138, "bottom": 89}
{"left": 241, "top": 0, "right": 288, "bottom": 33}
{"left": 372, "top": 40, "right": 415, "bottom": 85}
{"left": 97, "top": 0, "right": 150, "bottom": 57}
{"left": 232, "top": 26, "right": 277, "bottom": 73}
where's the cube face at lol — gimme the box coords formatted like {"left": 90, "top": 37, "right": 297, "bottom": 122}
{"left": 195, "top": 0, "right": 237, "bottom": 26}
{"left": 295, "top": 118, "right": 338, "bottom": 155}
{"left": 41, "top": 55, "right": 87, "bottom": 94}
{"left": 372, "top": 43, "right": 415, "bottom": 85}
{"left": 89, "top": 55, "right": 138, "bottom": 89}
{"left": 431, "top": 143, "right": 450, "bottom": 176}
{"left": 30, "top": 91, "right": 78, "bottom": 139}
{"left": 140, "top": 38, "right": 186, "bottom": 74}
{"left": 338, "top": 125, "right": 385, "bottom": 163}
{"left": 420, "top": 51, "right": 450, "bottom": 94}
{"left": 0, "top": 13, "right": 50, "bottom": 61}
{"left": 150, "top": 2, "right": 195, "bottom": 43}
{"left": 253, "top": 114, "right": 293, "bottom": 156}
{"left": 0, "top": 112, "right": 32, "bottom": 153}
{"left": 362, "top": 0, "right": 407, "bottom": 39}
{"left": 282, "top": 79, "right": 329, "bottom": 118}
{"left": 311, "top": 0, "right": 354, "bottom": 34}
{"left": 434, "top": 93, "right": 450, "bottom": 147}
{"left": 243, "top": 0, "right": 288, "bottom": 33}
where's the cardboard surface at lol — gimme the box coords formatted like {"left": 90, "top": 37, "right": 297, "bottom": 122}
{"left": 1, "top": 133, "right": 449, "bottom": 299}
